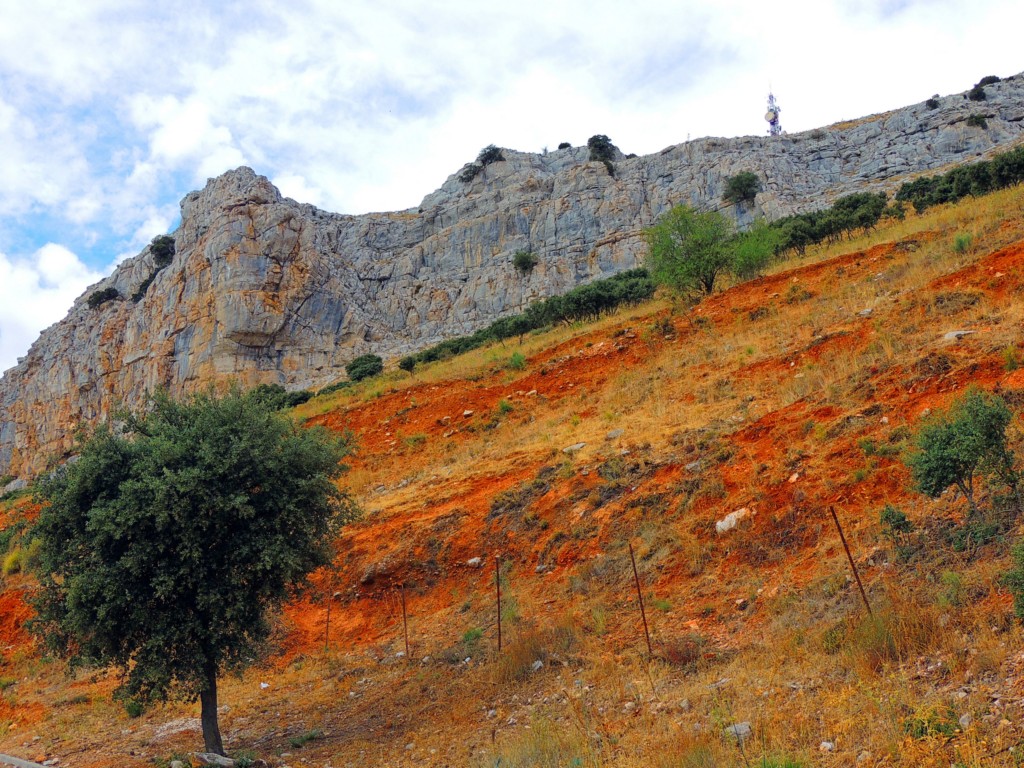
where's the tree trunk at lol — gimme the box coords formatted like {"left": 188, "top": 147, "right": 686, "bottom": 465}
{"left": 956, "top": 478, "right": 979, "bottom": 518}
{"left": 200, "top": 664, "right": 225, "bottom": 756}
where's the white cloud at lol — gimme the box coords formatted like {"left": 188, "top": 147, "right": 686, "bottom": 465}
{"left": 0, "top": 244, "right": 103, "bottom": 374}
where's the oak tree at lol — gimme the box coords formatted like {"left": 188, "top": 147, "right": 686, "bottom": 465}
{"left": 32, "top": 387, "right": 356, "bottom": 755}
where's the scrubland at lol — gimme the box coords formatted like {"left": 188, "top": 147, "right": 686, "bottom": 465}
{"left": 4, "top": 185, "right": 1024, "bottom": 766}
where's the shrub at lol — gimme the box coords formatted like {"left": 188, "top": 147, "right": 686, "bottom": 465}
{"left": 730, "top": 219, "right": 782, "bottom": 280}
{"left": 587, "top": 134, "right": 615, "bottom": 163}
{"left": 398, "top": 356, "right": 416, "bottom": 373}
{"left": 458, "top": 163, "right": 481, "bottom": 183}
{"left": 507, "top": 352, "right": 526, "bottom": 370}
{"left": 2, "top": 548, "right": 22, "bottom": 576}
{"left": 905, "top": 387, "right": 1015, "bottom": 516}
{"left": 246, "top": 383, "right": 312, "bottom": 411}
{"left": 967, "top": 114, "right": 989, "bottom": 129}
{"left": 953, "top": 233, "right": 972, "bottom": 253}
{"left": 926, "top": 97, "right": 940, "bottom": 109}
{"left": 722, "top": 171, "right": 762, "bottom": 205}
{"left": 977, "top": 75, "right": 1001, "bottom": 86}
{"left": 895, "top": 146, "right": 1024, "bottom": 212}
{"left": 149, "top": 235, "right": 175, "bottom": 268}
{"left": 399, "top": 269, "right": 655, "bottom": 370}
{"left": 87, "top": 287, "right": 120, "bottom": 309}
{"left": 512, "top": 250, "right": 538, "bottom": 273}
{"left": 1004, "top": 346, "right": 1020, "bottom": 372}
{"left": 968, "top": 85, "right": 987, "bottom": 101}
{"left": 132, "top": 234, "right": 177, "bottom": 301}
{"left": 557, "top": 142, "right": 571, "bottom": 150}
{"left": 477, "top": 144, "right": 504, "bottom": 165}
{"left": 883, "top": 201, "right": 906, "bottom": 220}
{"left": 289, "top": 729, "right": 324, "bottom": 748}
{"left": 1003, "top": 541, "right": 1024, "bottom": 618}
{"left": 880, "top": 504, "right": 914, "bottom": 558}
{"left": 345, "top": 354, "right": 384, "bottom": 382}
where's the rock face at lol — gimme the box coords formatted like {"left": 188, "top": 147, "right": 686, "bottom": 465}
{"left": 4, "top": 76, "right": 1024, "bottom": 480}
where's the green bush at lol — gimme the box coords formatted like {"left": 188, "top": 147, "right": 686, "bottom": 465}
{"left": 968, "top": 85, "right": 987, "bottom": 102}
{"left": 1002, "top": 541, "right": 1024, "bottom": 617}
{"left": 246, "top": 383, "right": 312, "bottom": 411}
{"left": 477, "top": 145, "right": 504, "bottom": 165}
{"left": 722, "top": 171, "right": 762, "bottom": 205}
{"left": 977, "top": 75, "right": 1001, "bottom": 86}
{"left": 458, "top": 163, "right": 481, "bottom": 183}
{"left": 346, "top": 354, "right": 384, "bottom": 382}
{"left": 894, "top": 146, "right": 1024, "bottom": 212}
{"left": 400, "top": 269, "right": 655, "bottom": 370}
{"left": 512, "top": 250, "right": 538, "bottom": 273}
{"left": 289, "top": 729, "right": 324, "bottom": 748}
{"left": 132, "top": 235, "right": 177, "bottom": 301}
{"left": 967, "top": 114, "right": 989, "bottom": 129}
{"left": 87, "top": 287, "right": 120, "bottom": 309}
{"left": 905, "top": 387, "right": 1015, "bottom": 516}
{"left": 926, "top": 97, "right": 940, "bottom": 109}
{"left": 123, "top": 698, "right": 145, "bottom": 718}
{"left": 149, "top": 235, "right": 175, "bottom": 268}
{"left": 557, "top": 142, "right": 571, "bottom": 150}
{"left": 587, "top": 134, "right": 615, "bottom": 163}
{"left": 730, "top": 219, "right": 783, "bottom": 280}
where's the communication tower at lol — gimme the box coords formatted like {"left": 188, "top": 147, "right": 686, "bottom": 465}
{"left": 765, "top": 92, "right": 782, "bottom": 136}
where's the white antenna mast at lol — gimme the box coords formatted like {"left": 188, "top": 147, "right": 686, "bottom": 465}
{"left": 765, "top": 91, "right": 782, "bottom": 136}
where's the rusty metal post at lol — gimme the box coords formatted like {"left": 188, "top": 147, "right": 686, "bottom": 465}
{"left": 495, "top": 555, "right": 503, "bottom": 652}
{"left": 400, "top": 582, "right": 410, "bottom": 662}
{"left": 628, "top": 541, "right": 653, "bottom": 657}
{"left": 829, "top": 506, "right": 873, "bottom": 617}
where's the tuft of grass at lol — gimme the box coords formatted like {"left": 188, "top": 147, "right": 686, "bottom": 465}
{"left": 2, "top": 547, "right": 22, "bottom": 576}
{"left": 289, "top": 728, "right": 325, "bottom": 748}
{"left": 1003, "top": 345, "right": 1020, "bottom": 371}
{"left": 952, "top": 232, "right": 973, "bottom": 254}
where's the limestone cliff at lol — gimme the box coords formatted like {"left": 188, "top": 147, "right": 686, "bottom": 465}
{"left": 4, "top": 76, "right": 1024, "bottom": 481}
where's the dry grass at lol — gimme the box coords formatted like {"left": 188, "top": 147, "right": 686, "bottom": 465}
{"left": 8, "top": 187, "right": 1024, "bottom": 766}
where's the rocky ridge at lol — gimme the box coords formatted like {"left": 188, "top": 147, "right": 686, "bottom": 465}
{"left": 3, "top": 75, "right": 1024, "bottom": 481}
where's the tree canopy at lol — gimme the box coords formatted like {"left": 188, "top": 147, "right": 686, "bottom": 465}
{"left": 906, "top": 387, "right": 1015, "bottom": 516}
{"left": 644, "top": 206, "right": 733, "bottom": 296}
{"left": 31, "top": 387, "right": 356, "bottom": 755}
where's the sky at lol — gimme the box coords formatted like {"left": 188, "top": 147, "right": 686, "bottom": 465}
{"left": 0, "top": 0, "right": 1021, "bottom": 374}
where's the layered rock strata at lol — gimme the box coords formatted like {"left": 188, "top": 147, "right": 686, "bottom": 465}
{"left": 4, "top": 76, "right": 1024, "bottom": 480}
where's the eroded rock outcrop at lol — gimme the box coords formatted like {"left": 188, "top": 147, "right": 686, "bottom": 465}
{"left": 4, "top": 76, "right": 1024, "bottom": 480}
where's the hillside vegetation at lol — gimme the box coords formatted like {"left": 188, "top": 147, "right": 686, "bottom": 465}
{"left": 4, "top": 183, "right": 1024, "bottom": 766}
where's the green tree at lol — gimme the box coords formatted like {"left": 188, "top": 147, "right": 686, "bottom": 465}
{"left": 346, "top": 353, "right": 384, "bottom": 382}
{"left": 644, "top": 206, "right": 733, "bottom": 296}
{"left": 31, "top": 388, "right": 356, "bottom": 756}
{"left": 722, "top": 171, "right": 762, "bottom": 206}
{"left": 905, "top": 387, "right": 1015, "bottom": 516}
